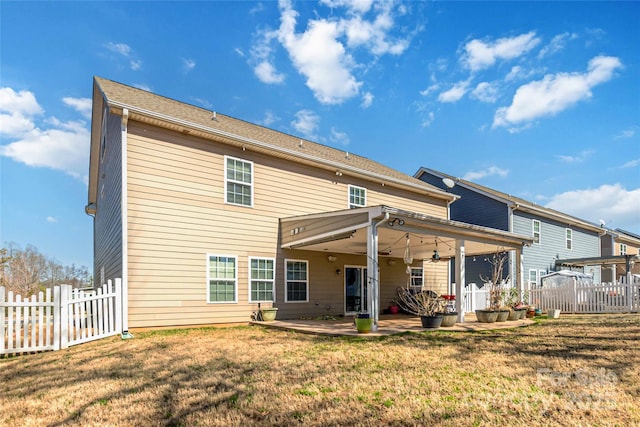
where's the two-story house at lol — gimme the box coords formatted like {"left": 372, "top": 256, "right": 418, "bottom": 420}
{"left": 87, "top": 77, "right": 533, "bottom": 329}
{"left": 415, "top": 168, "right": 604, "bottom": 291}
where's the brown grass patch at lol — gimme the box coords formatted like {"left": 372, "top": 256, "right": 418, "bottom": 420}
{"left": 1, "top": 314, "right": 639, "bottom": 426}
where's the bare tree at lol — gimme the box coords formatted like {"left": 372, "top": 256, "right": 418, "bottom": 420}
{"left": 0, "top": 243, "right": 92, "bottom": 295}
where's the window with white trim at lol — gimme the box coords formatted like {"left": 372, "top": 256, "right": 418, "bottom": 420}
{"left": 285, "top": 259, "right": 308, "bottom": 302}
{"left": 225, "top": 156, "right": 253, "bottom": 207}
{"left": 410, "top": 267, "right": 424, "bottom": 288}
{"left": 207, "top": 255, "right": 237, "bottom": 303}
{"left": 348, "top": 185, "right": 366, "bottom": 209}
{"left": 529, "top": 269, "right": 538, "bottom": 288}
{"left": 565, "top": 228, "right": 573, "bottom": 250}
{"left": 532, "top": 220, "right": 541, "bottom": 244}
{"left": 620, "top": 243, "right": 627, "bottom": 255}
{"left": 249, "top": 257, "right": 275, "bottom": 302}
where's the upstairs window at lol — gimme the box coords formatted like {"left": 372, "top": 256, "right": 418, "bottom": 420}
{"left": 285, "top": 259, "right": 308, "bottom": 302}
{"left": 249, "top": 257, "right": 275, "bottom": 302}
{"left": 565, "top": 228, "right": 573, "bottom": 250}
{"left": 532, "top": 220, "right": 541, "bottom": 244}
{"left": 225, "top": 156, "right": 253, "bottom": 207}
{"left": 620, "top": 243, "right": 627, "bottom": 255}
{"left": 349, "top": 185, "right": 366, "bottom": 209}
{"left": 207, "top": 255, "right": 237, "bottom": 303}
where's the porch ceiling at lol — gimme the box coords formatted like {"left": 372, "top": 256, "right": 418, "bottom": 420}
{"left": 280, "top": 205, "right": 534, "bottom": 259}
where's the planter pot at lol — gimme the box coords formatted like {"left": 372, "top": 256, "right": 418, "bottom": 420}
{"left": 518, "top": 308, "right": 528, "bottom": 319}
{"left": 355, "top": 317, "right": 373, "bottom": 333}
{"left": 547, "top": 309, "right": 561, "bottom": 319}
{"left": 496, "top": 310, "right": 510, "bottom": 322}
{"left": 475, "top": 310, "right": 498, "bottom": 323}
{"left": 439, "top": 312, "right": 458, "bottom": 327}
{"left": 535, "top": 309, "right": 542, "bottom": 316}
{"left": 526, "top": 308, "right": 536, "bottom": 318}
{"left": 389, "top": 305, "right": 399, "bottom": 314}
{"left": 420, "top": 314, "right": 443, "bottom": 329}
{"left": 507, "top": 310, "right": 520, "bottom": 321}
{"left": 260, "top": 308, "right": 278, "bottom": 322}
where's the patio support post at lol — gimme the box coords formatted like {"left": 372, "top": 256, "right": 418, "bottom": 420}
{"left": 515, "top": 248, "right": 524, "bottom": 296}
{"left": 368, "top": 213, "right": 389, "bottom": 332}
{"left": 455, "top": 239, "right": 465, "bottom": 322}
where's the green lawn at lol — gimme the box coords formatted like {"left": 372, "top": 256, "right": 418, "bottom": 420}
{"left": 1, "top": 314, "right": 638, "bottom": 426}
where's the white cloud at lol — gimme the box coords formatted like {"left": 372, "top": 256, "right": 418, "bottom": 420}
{"left": 621, "top": 158, "right": 640, "bottom": 168}
{"left": 463, "top": 166, "right": 509, "bottom": 181}
{"left": 556, "top": 149, "right": 593, "bottom": 163}
{"left": 0, "top": 87, "right": 89, "bottom": 181}
{"left": 614, "top": 128, "right": 636, "bottom": 140}
{"left": 62, "top": 97, "right": 92, "bottom": 119}
{"left": 438, "top": 80, "right": 470, "bottom": 103}
{"left": 0, "top": 87, "right": 43, "bottom": 136}
{"left": 133, "top": 83, "right": 152, "bottom": 92}
{"left": 277, "top": 2, "right": 361, "bottom": 104}
{"left": 361, "top": 91, "right": 374, "bottom": 108}
{"left": 259, "top": 110, "right": 279, "bottom": 127}
{"left": 462, "top": 31, "right": 540, "bottom": 72}
{"left": 329, "top": 127, "right": 350, "bottom": 146}
{"left": 291, "top": 109, "right": 320, "bottom": 140}
{"left": 419, "top": 83, "right": 440, "bottom": 97}
{"left": 250, "top": 28, "right": 285, "bottom": 84}
{"left": 46, "top": 216, "right": 57, "bottom": 223}
{"left": 421, "top": 111, "right": 435, "bottom": 128}
{"left": 471, "top": 82, "right": 499, "bottom": 103}
{"left": 250, "top": 0, "right": 413, "bottom": 104}
{"left": 546, "top": 184, "right": 640, "bottom": 232}
{"left": 182, "top": 58, "right": 196, "bottom": 73}
{"left": 254, "top": 61, "right": 285, "bottom": 84}
{"left": 104, "top": 41, "right": 141, "bottom": 70}
{"left": 538, "top": 32, "right": 578, "bottom": 59}
{"left": 493, "top": 55, "right": 622, "bottom": 130}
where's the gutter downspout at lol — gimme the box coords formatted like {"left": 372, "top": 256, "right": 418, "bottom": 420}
{"left": 120, "top": 108, "right": 130, "bottom": 338}
{"left": 368, "top": 212, "right": 390, "bottom": 332}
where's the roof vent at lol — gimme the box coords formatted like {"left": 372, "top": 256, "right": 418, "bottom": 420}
{"left": 299, "top": 139, "right": 303, "bottom": 148}
{"left": 212, "top": 111, "right": 218, "bottom": 121}
{"left": 345, "top": 151, "right": 350, "bottom": 160}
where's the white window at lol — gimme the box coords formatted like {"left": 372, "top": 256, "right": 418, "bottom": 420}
{"left": 410, "top": 267, "right": 424, "bottom": 288}
{"left": 285, "top": 259, "right": 308, "bottom": 302}
{"left": 619, "top": 243, "right": 627, "bottom": 255}
{"left": 529, "top": 270, "right": 538, "bottom": 288}
{"left": 225, "top": 156, "right": 253, "bottom": 207}
{"left": 348, "top": 185, "right": 366, "bottom": 209}
{"left": 207, "top": 255, "right": 237, "bottom": 303}
{"left": 249, "top": 257, "right": 275, "bottom": 302}
{"left": 565, "top": 228, "right": 573, "bottom": 250}
{"left": 532, "top": 220, "right": 541, "bottom": 244}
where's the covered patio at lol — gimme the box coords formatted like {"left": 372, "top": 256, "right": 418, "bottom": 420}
{"left": 252, "top": 313, "right": 534, "bottom": 337}
{"left": 281, "top": 205, "right": 535, "bottom": 330}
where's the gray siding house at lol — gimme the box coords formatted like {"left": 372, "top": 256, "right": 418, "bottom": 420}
{"left": 415, "top": 168, "right": 604, "bottom": 289}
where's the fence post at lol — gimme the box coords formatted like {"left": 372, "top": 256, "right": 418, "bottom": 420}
{"left": 628, "top": 272, "right": 634, "bottom": 313}
{"left": 59, "top": 285, "right": 71, "bottom": 349}
{"left": 114, "top": 279, "right": 123, "bottom": 334}
{"left": 120, "top": 278, "right": 128, "bottom": 334}
{"left": 0, "top": 286, "right": 5, "bottom": 354}
{"left": 570, "top": 277, "right": 577, "bottom": 313}
{"left": 53, "top": 286, "right": 60, "bottom": 351}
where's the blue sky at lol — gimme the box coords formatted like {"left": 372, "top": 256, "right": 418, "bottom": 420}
{"left": 1, "top": 1, "right": 639, "bottom": 270}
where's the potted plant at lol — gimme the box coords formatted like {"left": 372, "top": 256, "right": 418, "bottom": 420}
{"left": 259, "top": 307, "right": 278, "bottom": 321}
{"left": 395, "top": 287, "right": 445, "bottom": 328}
{"left": 476, "top": 251, "right": 510, "bottom": 323}
{"left": 439, "top": 294, "right": 458, "bottom": 327}
{"left": 355, "top": 312, "right": 373, "bottom": 333}
{"left": 388, "top": 300, "right": 400, "bottom": 314}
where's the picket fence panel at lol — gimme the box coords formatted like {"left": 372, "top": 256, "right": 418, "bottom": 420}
{"left": 1, "top": 279, "right": 123, "bottom": 356}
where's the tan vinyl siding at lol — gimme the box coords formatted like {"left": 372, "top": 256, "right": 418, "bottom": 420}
{"left": 94, "top": 109, "right": 123, "bottom": 285}
{"left": 124, "top": 122, "right": 449, "bottom": 327}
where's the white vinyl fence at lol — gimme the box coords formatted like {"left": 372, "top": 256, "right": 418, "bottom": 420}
{"left": 530, "top": 276, "right": 640, "bottom": 314}
{"left": 462, "top": 276, "right": 640, "bottom": 314}
{"left": 1, "top": 279, "right": 125, "bottom": 356}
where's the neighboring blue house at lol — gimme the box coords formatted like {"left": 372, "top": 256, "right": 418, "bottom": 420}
{"left": 415, "top": 168, "right": 604, "bottom": 290}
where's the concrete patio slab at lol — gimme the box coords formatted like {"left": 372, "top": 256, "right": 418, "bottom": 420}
{"left": 251, "top": 313, "right": 535, "bottom": 337}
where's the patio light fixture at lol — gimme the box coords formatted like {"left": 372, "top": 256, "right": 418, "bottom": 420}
{"left": 432, "top": 238, "right": 440, "bottom": 262}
